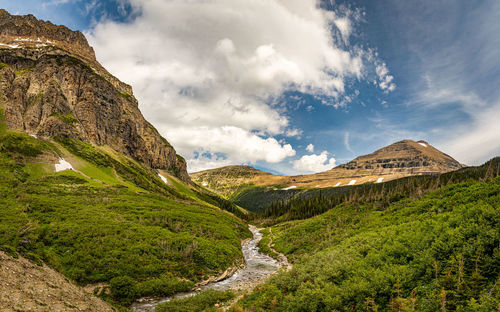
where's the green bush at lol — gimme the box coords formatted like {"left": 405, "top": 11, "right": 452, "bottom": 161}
{"left": 157, "top": 290, "right": 235, "bottom": 312}
{"left": 110, "top": 276, "right": 137, "bottom": 304}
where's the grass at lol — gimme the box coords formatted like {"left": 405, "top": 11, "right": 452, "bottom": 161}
{"left": 257, "top": 228, "right": 279, "bottom": 260}
{"left": 0, "top": 116, "right": 251, "bottom": 306}
{"left": 50, "top": 112, "right": 78, "bottom": 125}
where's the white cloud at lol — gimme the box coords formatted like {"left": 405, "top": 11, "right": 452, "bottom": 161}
{"left": 87, "top": 0, "right": 387, "bottom": 171}
{"left": 293, "top": 151, "right": 336, "bottom": 173}
{"left": 164, "top": 126, "right": 296, "bottom": 172}
{"left": 376, "top": 62, "right": 396, "bottom": 92}
{"left": 344, "top": 131, "right": 354, "bottom": 154}
{"left": 306, "top": 143, "right": 315, "bottom": 153}
{"left": 285, "top": 128, "right": 303, "bottom": 137}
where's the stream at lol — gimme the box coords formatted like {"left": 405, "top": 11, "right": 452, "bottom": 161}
{"left": 130, "top": 225, "right": 284, "bottom": 311}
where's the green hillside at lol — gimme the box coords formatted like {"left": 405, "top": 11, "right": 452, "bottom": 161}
{"left": 0, "top": 108, "right": 251, "bottom": 306}
{"left": 233, "top": 176, "right": 500, "bottom": 311}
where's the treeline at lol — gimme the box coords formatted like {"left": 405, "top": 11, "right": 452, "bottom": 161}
{"left": 263, "top": 157, "right": 500, "bottom": 221}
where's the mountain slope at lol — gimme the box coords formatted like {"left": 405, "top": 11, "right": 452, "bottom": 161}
{"left": 0, "top": 251, "right": 114, "bottom": 311}
{"left": 235, "top": 176, "right": 500, "bottom": 311}
{"left": 0, "top": 10, "right": 251, "bottom": 308}
{"left": 192, "top": 139, "right": 464, "bottom": 195}
{"left": 0, "top": 9, "right": 189, "bottom": 182}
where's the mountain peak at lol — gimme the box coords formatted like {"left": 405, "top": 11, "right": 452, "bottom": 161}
{"left": 191, "top": 139, "right": 464, "bottom": 193}
{"left": 0, "top": 9, "right": 96, "bottom": 62}
{"left": 0, "top": 10, "right": 190, "bottom": 182}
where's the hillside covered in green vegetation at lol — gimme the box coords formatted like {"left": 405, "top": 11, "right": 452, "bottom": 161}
{"left": 233, "top": 172, "right": 500, "bottom": 311}
{"left": 0, "top": 108, "right": 251, "bottom": 306}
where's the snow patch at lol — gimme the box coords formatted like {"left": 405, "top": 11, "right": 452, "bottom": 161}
{"left": 158, "top": 173, "right": 168, "bottom": 184}
{"left": 55, "top": 158, "right": 73, "bottom": 172}
{"left": 348, "top": 180, "right": 356, "bottom": 185}
{"left": 28, "top": 133, "right": 37, "bottom": 138}
{"left": 334, "top": 182, "right": 341, "bottom": 187}
{"left": 376, "top": 177, "right": 384, "bottom": 183}
{"left": 0, "top": 43, "right": 19, "bottom": 48}
{"left": 282, "top": 185, "right": 297, "bottom": 190}
{"left": 202, "top": 182, "right": 208, "bottom": 187}
{"left": 418, "top": 142, "right": 427, "bottom": 147}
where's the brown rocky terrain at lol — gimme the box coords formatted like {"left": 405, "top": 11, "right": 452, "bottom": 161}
{"left": 191, "top": 140, "right": 465, "bottom": 194}
{"left": 0, "top": 251, "right": 114, "bottom": 312}
{"left": 0, "top": 9, "right": 190, "bottom": 182}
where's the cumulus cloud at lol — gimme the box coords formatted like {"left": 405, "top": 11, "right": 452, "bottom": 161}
{"left": 87, "top": 0, "right": 389, "bottom": 171}
{"left": 306, "top": 143, "right": 315, "bottom": 152}
{"left": 165, "top": 126, "right": 296, "bottom": 172}
{"left": 376, "top": 62, "right": 396, "bottom": 92}
{"left": 293, "top": 151, "right": 336, "bottom": 173}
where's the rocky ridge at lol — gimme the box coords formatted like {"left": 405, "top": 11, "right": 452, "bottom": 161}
{"left": 0, "top": 10, "right": 190, "bottom": 182}
{"left": 192, "top": 140, "right": 465, "bottom": 193}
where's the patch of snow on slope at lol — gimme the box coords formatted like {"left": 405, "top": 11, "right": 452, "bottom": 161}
{"left": 158, "top": 173, "right": 168, "bottom": 184}
{"left": 282, "top": 185, "right": 297, "bottom": 190}
{"left": 55, "top": 158, "right": 73, "bottom": 172}
{"left": 202, "top": 182, "right": 208, "bottom": 187}
{"left": 376, "top": 177, "right": 384, "bottom": 183}
{"left": 418, "top": 142, "right": 427, "bottom": 147}
{"left": 334, "top": 182, "right": 341, "bottom": 187}
{"left": 0, "top": 43, "right": 19, "bottom": 48}
{"left": 348, "top": 180, "right": 356, "bottom": 185}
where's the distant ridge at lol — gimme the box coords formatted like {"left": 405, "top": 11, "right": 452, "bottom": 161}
{"left": 191, "top": 139, "right": 464, "bottom": 195}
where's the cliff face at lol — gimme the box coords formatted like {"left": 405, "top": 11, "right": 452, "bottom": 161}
{"left": 0, "top": 10, "right": 190, "bottom": 182}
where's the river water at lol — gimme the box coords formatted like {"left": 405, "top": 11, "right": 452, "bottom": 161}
{"left": 131, "top": 225, "right": 282, "bottom": 312}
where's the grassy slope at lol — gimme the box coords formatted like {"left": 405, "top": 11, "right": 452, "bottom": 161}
{"left": 0, "top": 111, "right": 251, "bottom": 305}
{"left": 234, "top": 178, "right": 500, "bottom": 311}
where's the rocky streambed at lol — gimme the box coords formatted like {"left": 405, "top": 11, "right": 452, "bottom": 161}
{"left": 131, "top": 225, "right": 286, "bottom": 312}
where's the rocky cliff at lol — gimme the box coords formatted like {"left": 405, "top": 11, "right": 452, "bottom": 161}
{"left": 0, "top": 10, "right": 190, "bottom": 182}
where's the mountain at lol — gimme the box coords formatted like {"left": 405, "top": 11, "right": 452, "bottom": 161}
{"left": 0, "top": 10, "right": 251, "bottom": 308}
{"left": 191, "top": 139, "right": 464, "bottom": 195}
{"left": 0, "top": 9, "right": 189, "bottom": 182}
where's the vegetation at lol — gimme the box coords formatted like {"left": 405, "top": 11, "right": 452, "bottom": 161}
{"left": 233, "top": 177, "right": 500, "bottom": 311}
{"left": 119, "top": 91, "right": 133, "bottom": 101}
{"left": 51, "top": 112, "right": 78, "bottom": 125}
{"left": 156, "top": 290, "right": 235, "bottom": 312}
{"left": 0, "top": 114, "right": 251, "bottom": 306}
{"left": 252, "top": 158, "right": 500, "bottom": 222}
{"left": 233, "top": 186, "right": 300, "bottom": 213}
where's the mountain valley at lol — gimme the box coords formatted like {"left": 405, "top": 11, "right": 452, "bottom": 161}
{"left": 0, "top": 8, "right": 499, "bottom": 312}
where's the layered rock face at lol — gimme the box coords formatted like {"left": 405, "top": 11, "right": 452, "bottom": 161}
{"left": 308, "top": 140, "right": 464, "bottom": 185}
{"left": 0, "top": 10, "right": 190, "bottom": 182}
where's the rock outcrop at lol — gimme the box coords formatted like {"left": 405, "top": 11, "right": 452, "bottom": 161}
{"left": 0, "top": 10, "right": 190, "bottom": 182}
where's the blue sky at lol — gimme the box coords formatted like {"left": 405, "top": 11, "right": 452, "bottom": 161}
{"left": 2, "top": 0, "right": 499, "bottom": 174}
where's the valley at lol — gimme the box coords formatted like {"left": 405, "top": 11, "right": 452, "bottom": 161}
{"left": 0, "top": 8, "right": 498, "bottom": 312}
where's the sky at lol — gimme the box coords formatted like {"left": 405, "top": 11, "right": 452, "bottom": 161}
{"left": 2, "top": 0, "right": 499, "bottom": 174}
